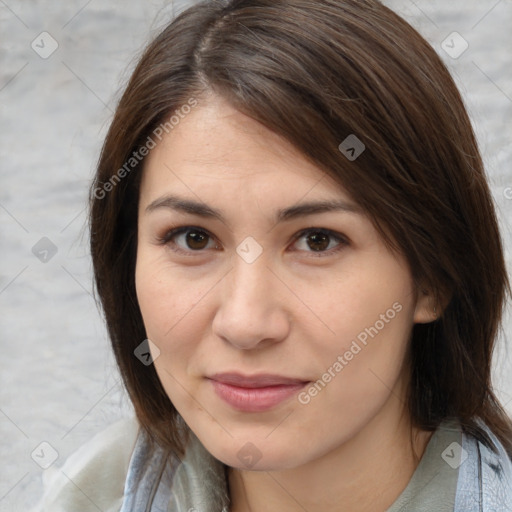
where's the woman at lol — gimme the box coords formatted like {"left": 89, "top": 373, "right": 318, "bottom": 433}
{"left": 35, "top": 0, "right": 512, "bottom": 510}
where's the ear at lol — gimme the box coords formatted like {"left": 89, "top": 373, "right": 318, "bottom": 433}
{"left": 413, "top": 288, "right": 438, "bottom": 324}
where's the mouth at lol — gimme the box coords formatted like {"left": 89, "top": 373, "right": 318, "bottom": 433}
{"left": 207, "top": 372, "right": 310, "bottom": 412}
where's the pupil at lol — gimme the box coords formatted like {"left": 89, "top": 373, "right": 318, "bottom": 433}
{"left": 308, "top": 232, "right": 329, "bottom": 251}
{"left": 187, "top": 231, "right": 208, "bottom": 250}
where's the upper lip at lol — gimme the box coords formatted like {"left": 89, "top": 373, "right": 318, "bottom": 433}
{"left": 208, "top": 372, "right": 309, "bottom": 388}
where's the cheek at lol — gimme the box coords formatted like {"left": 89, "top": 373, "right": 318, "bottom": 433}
{"left": 292, "top": 256, "right": 413, "bottom": 351}
{"left": 291, "top": 292, "right": 413, "bottom": 455}
{"left": 135, "top": 254, "right": 207, "bottom": 368}
{"left": 136, "top": 250, "right": 204, "bottom": 336}
{"left": 135, "top": 255, "right": 211, "bottom": 406}
{"left": 295, "top": 258, "right": 415, "bottom": 402}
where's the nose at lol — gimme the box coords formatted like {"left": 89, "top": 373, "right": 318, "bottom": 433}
{"left": 211, "top": 254, "right": 291, "bottom": 350}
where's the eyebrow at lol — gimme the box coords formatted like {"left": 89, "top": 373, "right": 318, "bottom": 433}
{"left": 145, "top": 194, "right": 362, "bottom": 224}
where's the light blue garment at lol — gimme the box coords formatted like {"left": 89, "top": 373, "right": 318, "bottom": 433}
{"left": 455, "top": 419, "right": 512, "bottom": 511}
{"left": 120, "top": 419, "right": 512, "bottom": 512}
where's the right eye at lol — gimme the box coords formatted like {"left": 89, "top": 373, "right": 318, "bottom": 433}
{"left": 158, "top": 226, "right": 220, "bottom": 255}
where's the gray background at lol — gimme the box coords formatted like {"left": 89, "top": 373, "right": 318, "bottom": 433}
{"left": 1, "top": 0, "right": 511, "bottom": 510}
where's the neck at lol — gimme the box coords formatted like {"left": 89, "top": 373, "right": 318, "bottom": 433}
{"left": 228, "top": 405, "right": 433, "bottom": 512}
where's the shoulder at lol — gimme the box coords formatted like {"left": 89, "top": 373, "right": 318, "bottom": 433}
{"left": 120, "top": 424, "right": 231, "bottom": 511}
{"left": 456, "top": 420, "right": 512, "bottom": 510}
{"left": 32, "top": 416, "right": 140, "bottom": 512}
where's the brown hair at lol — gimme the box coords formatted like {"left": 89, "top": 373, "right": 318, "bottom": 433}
{"left": 89, "top": 0, "right": 512, "bottom": 457}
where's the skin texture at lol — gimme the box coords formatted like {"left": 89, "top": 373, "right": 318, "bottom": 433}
{"left": 135, "top": 93, "right": 436, "bottom": 512}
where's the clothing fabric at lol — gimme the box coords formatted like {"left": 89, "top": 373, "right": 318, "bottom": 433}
{"left": 386, "top": 418, "right": 461, "bottom": 512}
{"left": 32, "top": 416, "right": 512, "bottom": 511}
{"left": 32, "top": 417, "right": 139, "bottom": 512}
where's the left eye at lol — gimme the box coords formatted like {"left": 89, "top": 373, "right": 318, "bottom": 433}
{"left": 291, "top": 228, "right": 347, "bottom": 256}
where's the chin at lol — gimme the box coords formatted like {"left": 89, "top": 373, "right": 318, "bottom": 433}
{"left": 196, "top": 430, "right": 308, "bottom": 471}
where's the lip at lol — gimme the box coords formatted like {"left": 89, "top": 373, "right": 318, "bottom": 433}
{"left": 207, "top": 372, "right": 309, "bottom": 412}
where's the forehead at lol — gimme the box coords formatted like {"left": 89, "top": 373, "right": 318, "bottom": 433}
{"left": 140, "top": 94, "right": 350, "bottom": 205}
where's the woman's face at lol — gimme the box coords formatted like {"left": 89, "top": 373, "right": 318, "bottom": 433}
{"left": 135, "top": 94, "right": 433, "bottom": 470}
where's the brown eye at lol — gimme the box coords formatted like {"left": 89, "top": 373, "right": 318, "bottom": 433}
{"left": 160, "top": 227, "right": 217, "bottom": 254}
{"left": 305, "top": 231, "right": 330, "bottom": 251}
{"left": 292, "top": 228, "right": 348, "bottom": 257}
{"left": 185, "top": 230, "right": 210, "bottom": 250}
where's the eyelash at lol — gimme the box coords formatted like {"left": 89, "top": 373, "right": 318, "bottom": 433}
{"left": 156, "top": 226, "right": 349, "bottom": 258}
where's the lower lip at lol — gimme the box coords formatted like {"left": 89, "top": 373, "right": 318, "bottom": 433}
{"left": 209, "top": 380, "right": 308, "bottom": 412}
